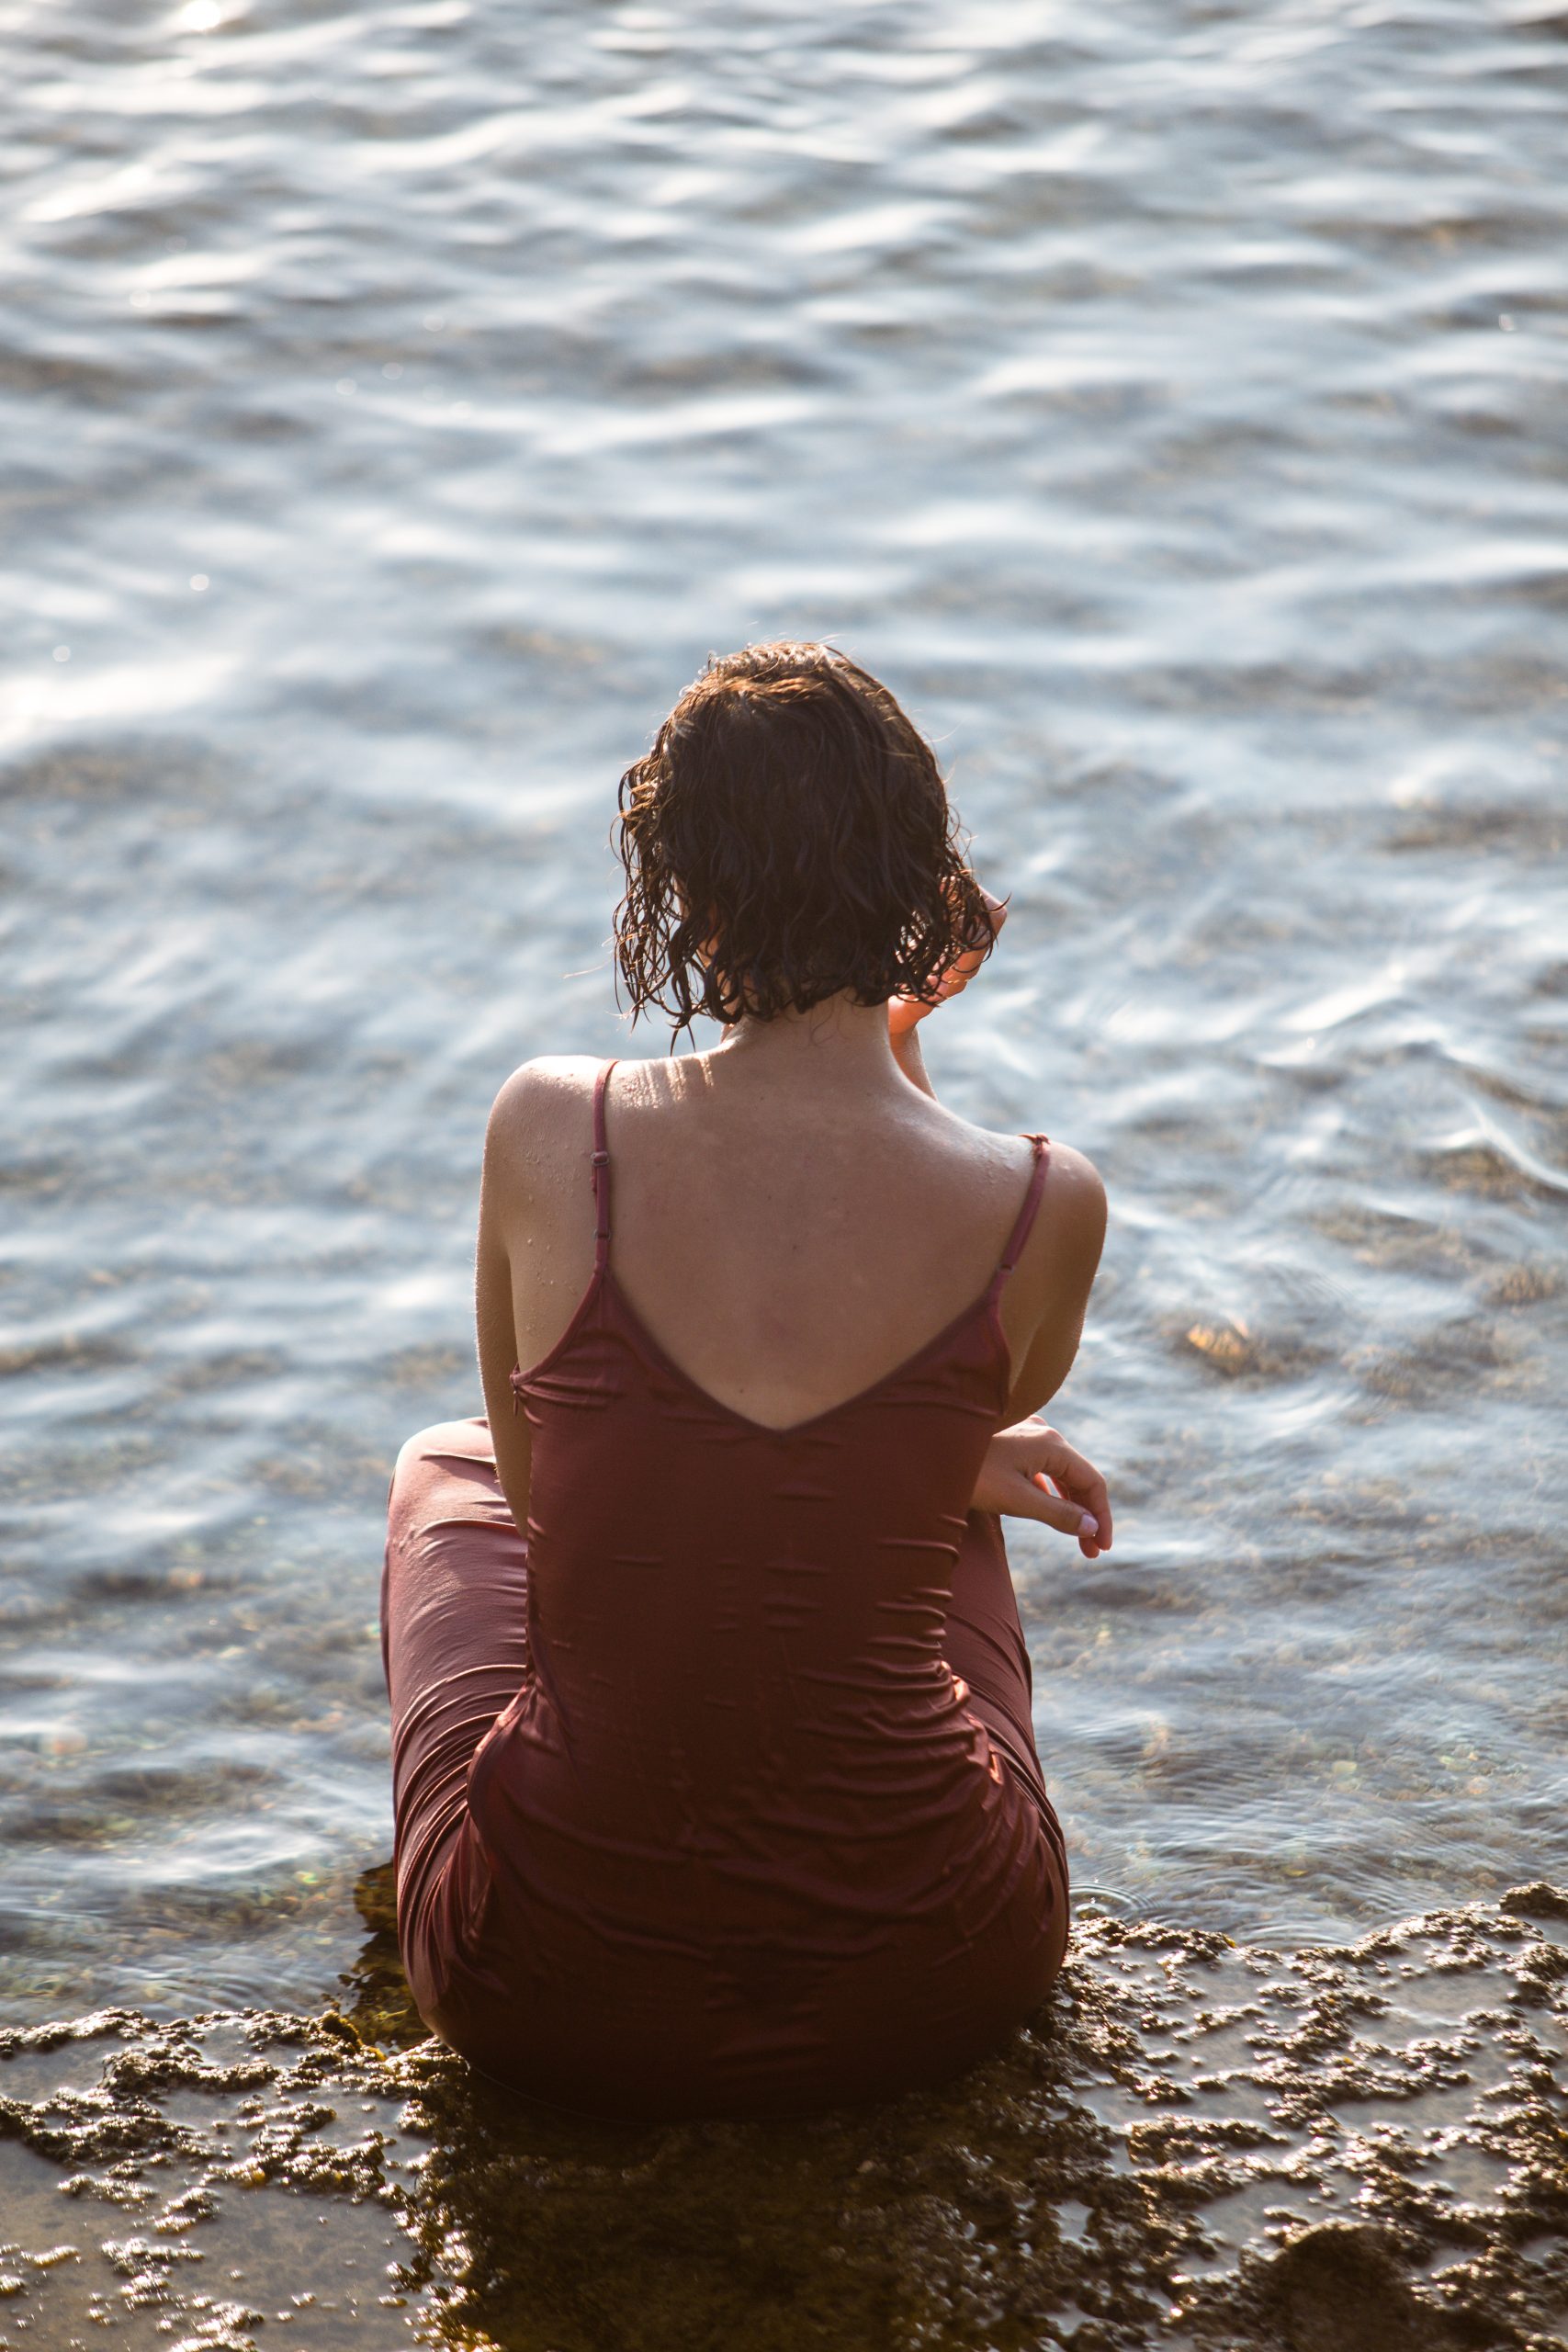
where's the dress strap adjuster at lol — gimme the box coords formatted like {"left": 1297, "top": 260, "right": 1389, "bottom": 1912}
{"left": 590, "top": 1062, "right": 617, "bottom": 1272}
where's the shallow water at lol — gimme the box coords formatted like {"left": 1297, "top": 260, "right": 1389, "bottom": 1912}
{"left": 1, "top": 0, "right": 1566, "bottom": 2325}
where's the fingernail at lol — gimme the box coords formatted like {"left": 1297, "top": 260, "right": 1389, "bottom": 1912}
{"left": 1078, "top": 1513, "right": 1099, "bottom": 1538}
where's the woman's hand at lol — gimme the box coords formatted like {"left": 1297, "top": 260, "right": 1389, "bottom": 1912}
{"left": 887, "top": 887, "right": 1009, "bottom": 1046}
{"left": 971, "top": 1418, "right": 1112, "bottom": 1559}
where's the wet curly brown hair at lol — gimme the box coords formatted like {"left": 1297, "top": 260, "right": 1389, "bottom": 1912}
{"left": 614, "top": 642, "right": 994, "bottom": 1030}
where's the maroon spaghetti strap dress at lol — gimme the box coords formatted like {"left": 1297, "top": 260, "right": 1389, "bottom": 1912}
{"left": 381, "top": 1060, "right": 1069, "bottom": 2120}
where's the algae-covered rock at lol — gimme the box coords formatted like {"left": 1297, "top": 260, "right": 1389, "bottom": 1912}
{"left": 0, "top": 1889, "right": 1563, "bottom": 2350}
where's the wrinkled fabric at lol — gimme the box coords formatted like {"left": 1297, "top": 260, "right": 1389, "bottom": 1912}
{"left": 382, "top": 1067, "right": 1069, "bottom": 2120}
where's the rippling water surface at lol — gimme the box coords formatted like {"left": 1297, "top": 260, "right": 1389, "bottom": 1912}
{"left": 2, "top": 0, "right": 1565, "bottom": 2035}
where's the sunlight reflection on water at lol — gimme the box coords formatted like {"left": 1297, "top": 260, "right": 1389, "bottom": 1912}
{"left": 0, "top": 0, "right": 1564, "bottom": 2027}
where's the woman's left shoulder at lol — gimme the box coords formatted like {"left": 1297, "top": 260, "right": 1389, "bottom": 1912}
{"left": 487, "top": 1054, "right": 604, "bottom": 1140}
{"left": 1038, "top": 1137, "right": 1106, "bottom": 1220}
{"left": 482, "top": 1057, "right": 607, "bottom": 1225}
{"left": 1025, "top": 1137, "right": 1107, "bottom": 1281}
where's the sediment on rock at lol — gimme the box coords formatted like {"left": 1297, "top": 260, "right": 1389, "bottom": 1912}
{"left": 0, "top": 1889, "right": 1563, "bottom": 2351}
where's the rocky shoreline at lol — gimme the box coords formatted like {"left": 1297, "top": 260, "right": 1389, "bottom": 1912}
{"left": 1, "top": 1884, "right": 1563, "bottom": 2351}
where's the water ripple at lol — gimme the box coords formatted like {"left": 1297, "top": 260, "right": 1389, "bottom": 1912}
{"left": 0, "top": 0, "right": 1563, "bottom": 2030}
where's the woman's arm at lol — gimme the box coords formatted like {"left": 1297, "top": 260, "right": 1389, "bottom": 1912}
{"left": 891, "top": 888, "right": 1112, "bottom": 1555}
{"left": 982, "top": 1143, "right": 1110, "bottom": 1554}
{"left": 889, "top": 1019, "right": 936, "bottom": 1099}
{"left": 1000, "top": 1144, "right": 1106, "bottom": 1422}
{"left": 474, "top": 1080, "right": 536, "bottom": 1541}
{"left": 886, "top": 886, "right": 1007, "bottom": 1101}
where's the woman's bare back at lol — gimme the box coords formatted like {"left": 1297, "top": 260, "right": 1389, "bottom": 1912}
{"left": 478, "top": 1001, "right": 1106, "bottom": 1492}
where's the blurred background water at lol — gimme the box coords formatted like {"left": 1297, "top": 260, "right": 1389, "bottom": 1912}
{"left": 1, "top": 0, "right": 1564, "bottom": 2023}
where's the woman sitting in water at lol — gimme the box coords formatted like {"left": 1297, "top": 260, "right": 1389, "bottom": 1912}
{"left": 381, "top": 642, "right": 1111, "bottom": 2120}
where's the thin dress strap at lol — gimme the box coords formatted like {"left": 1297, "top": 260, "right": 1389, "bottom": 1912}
{"left": 987, "top": 1134, "right": 1049, "bottom": 1295}
{"left": 591, "top": 1057, "right": 617, "bottom": 1272}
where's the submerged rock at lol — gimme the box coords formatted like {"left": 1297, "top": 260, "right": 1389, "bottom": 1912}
{"left": 0, "top": 1887, "right": 1562, "bottom": 2350}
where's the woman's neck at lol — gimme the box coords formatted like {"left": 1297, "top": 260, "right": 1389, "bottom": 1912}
{"left": 703, "top": 992, "right": 933, "bottom": 1102}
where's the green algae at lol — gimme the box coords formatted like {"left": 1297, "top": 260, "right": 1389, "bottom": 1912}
{"left": 0, "top": 1885, "right": 1563, "bottom": 2352}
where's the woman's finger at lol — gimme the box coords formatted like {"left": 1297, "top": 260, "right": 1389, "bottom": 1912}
{"left": 1048, "top": 1457, "right": 1111, "bottom": 1547}
{"left": 1032, "top": 1474, "right": 1103, "bottom": 1551}
{"left": 1030, "top": 1475, "right": 1106, "bottom": 1557}
{"left": 952, "top": 893, "right": 1007, "bottom": 978}
{"left": 1019, "top": 1424, "right": 1111, "bottom": 1550}
{"left": 934, "top": 887, "right": 1009, "bottom": 997}
{"left": 1004, "top": 1470, "right": 1100, "bottom": 1544}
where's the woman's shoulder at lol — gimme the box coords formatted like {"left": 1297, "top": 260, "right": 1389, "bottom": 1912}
{"left": 959, "top": 1120, "right": 1105, "bottom": 1414}
{"left": 950, "top": 1110, "right": 1106, "bottom": 1290}
{"left": 1006, "top": 1129, "right": 1106, "bottom": 1323}
{"left": 1034, "top": 1134, "right": 1106, "bottom": 1224}
{"left": 913, "top": 1101, "right": 1104, "bottom": 1309}
{"left": 486, "top": 1053, "right": 611, "bottom": 1124}
{"left": 947, "top": 1102, "right": 1104, "bottom": 1227}
{"left": 489, "top": 1052, "right": 603, "bottom": 1122}
{"left": 483, "top": 1055, "right": 605, "bottom": 1193}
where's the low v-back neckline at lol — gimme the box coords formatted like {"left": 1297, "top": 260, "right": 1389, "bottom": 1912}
{"left": 509, "top": 1058, "right": 1050, "bottom": 1437}
{"left": 597, "top": 1261, "right": 1012, "bottom": 1442}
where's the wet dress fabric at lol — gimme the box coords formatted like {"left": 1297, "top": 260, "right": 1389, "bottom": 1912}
{"left": 381, "top": 1061, "right": 1070, "bottom": 2120}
